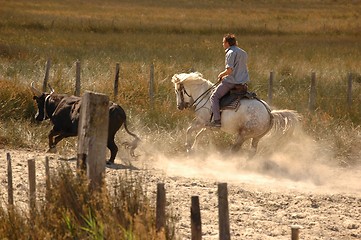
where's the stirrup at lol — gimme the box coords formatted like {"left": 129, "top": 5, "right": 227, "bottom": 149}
{"left": 205, "top": 120, "right": 221, "bottom": 128}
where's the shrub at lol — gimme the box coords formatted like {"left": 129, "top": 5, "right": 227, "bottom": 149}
{"left": 0, "top": 79, "right": 35, "bottom": 121}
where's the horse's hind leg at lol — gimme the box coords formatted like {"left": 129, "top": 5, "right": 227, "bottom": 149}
{"left": 231, "top": 134, "right": 246, "bottom": 153}
{"left": 249, "top": 137, "right": 262, "bottom": 158}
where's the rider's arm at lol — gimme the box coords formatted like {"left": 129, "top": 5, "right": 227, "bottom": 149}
{"left": 218, "top": 67, "right": 233, "bottom": 80}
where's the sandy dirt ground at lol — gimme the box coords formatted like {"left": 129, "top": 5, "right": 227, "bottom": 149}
{"left": 1, "top": 133, "right": 361, "bottom": 240}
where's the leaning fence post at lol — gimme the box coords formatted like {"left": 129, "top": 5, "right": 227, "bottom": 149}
{"left": 28, "top": 159, "right": 36, "bottom": 215}
{"left": 156, "top": 183, "right": 166, "bottom": 233}
{"left": 218, "top": 183, "right": 230, "bottom": 240}
{"left": 347, "top": 72, "right": 353, "bottom": 108}
{"left": 42, "top": 58, "right": 51, "bottom": 92}
{"left": 268, "top": 71, "right": 274, "bottom": 105}
{"left": 77, "top": 91, "right": 109, "bottom": 189}
{"left": 74, "top": 60, "right": 81, "bottom": 96}
{"left": 149, "top": 63, "right": 155, "bottom": 109}
{"left": 308, "top": 72, "right": 316, "bottom": 112}
{"left": 191, "top": 196, "right": 202, "bottom": 240}
{"left": 114, "top": 63, "right": 120, "bottom": 101}
{"left": 7, "top": 153, "right": 14, "bottom": 205}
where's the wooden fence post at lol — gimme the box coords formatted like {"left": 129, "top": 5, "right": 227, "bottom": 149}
{"left": 347, "top": 72, "right": 352, "bottom": 108}
{"left": 308, "top": 72, "right": 316, "bottom": 112}
{"left": 268, "top": 71, "right": 274, "bottom": 105}
{"left": 218, "top": 183, "right": 230, "bottom": 240}
{"left": 114, "top": 63, "right": 120, "bottom": 101}
{"left": 156, "top": 183, "right": 166, "bottom": 233}
{"left": 42, "top": 59, "right": 51, "bottom": 92}
{"left": 45, "top": 156, "right": 50, "bottom": 189}
{"left": 74, "top": 60, "right": 81, "bottom": 96}
{"left": 77, "top": 91, "right": 109, "bottom": 189}
{"left": 28, "top": 159, "right": 36, "bottom": 215}
{"left": 149, "top": 63, "right": 155, "bottom": 109}
{"left": 7, "top": 153, "right": 13, "bottom": 205}
{"left": 191, "top": 196, "right": 202, "bottom": 240}
{"left": 291, "top": 225, "right": 301, "bottom": 240}
{"left": 45, "top": 156, "right": 51, "bottom": 200}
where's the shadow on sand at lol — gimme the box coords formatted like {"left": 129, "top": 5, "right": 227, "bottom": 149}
{"left": 57, "top": 156, "right": 139, "bottom": 170}
{"left": 106, "top": 162, "right": 139, "bottom": 170}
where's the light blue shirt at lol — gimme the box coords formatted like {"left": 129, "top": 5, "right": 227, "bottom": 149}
{"left": 223, "top": 45, "right": 250, "bottom": 84}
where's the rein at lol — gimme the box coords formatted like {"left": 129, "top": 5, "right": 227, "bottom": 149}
{"left": 188, "top": 80, "right": 221, "bottom": 110}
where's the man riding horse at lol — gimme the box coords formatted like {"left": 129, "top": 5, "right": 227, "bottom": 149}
{"left": 207, "top": 33, "right": 250, "bottom": 128}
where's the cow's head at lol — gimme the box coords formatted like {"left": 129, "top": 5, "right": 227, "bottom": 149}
{"left": 30, "top": 82, "right": 53, "bottom": 121}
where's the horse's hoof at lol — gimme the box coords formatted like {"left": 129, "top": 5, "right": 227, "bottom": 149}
{"left": 106, "top": 161, "right": 114, "bottom": 165}
{"left": 186, "top": 148, "right": 194, "bottom": 154}
{"left": 248, "top": 151, "right": 256, "bottom": 159}
{"left": 47, "top": 147, "right": 57, "bottom": 153}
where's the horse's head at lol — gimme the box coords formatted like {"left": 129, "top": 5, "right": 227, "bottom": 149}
{"left": 172, "top": 75, "right": 194, "bottom": 110}
{"left": 174, "top": 83, "right": 194, "bottom": 110}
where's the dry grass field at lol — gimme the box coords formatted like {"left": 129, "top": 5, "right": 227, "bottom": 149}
{"left": 1, "top": 0, "right": 361, "bottom": 162}
{"left": 1, "top": 0, "right": 361, "bottom": 239}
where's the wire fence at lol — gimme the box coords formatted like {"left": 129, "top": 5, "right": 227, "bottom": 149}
{"left": 41, "top": 59, "right": 361, "bottom": 114}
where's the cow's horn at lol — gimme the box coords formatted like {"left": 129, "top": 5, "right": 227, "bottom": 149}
{"left": 30, "top": 81, "right": 42, "bottom": 97}
{"left": 48, "top": 84, "right": 54, "bottom": 94}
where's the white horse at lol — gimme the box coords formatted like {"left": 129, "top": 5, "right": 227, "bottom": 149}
{"left": 171, "top": 72, "right": 301, "bottom": 156}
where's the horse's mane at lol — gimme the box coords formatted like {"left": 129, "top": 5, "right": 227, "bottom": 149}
{"left": 171, "top": 72, "right": 213, "bottom": 86}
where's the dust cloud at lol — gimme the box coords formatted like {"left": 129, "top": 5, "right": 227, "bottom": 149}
{"left": 138, "top": 128, "right": 361, "bottom": 197}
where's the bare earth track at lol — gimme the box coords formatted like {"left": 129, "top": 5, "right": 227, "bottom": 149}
{"left": 1, "top": 146, "right": 360, "bottom": 240}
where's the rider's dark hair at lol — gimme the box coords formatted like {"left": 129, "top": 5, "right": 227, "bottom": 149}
{"left": 224, "top": 33, "right": 237, "bottom": 46}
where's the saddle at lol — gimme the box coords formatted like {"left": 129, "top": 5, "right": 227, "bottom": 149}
{"left": 220, "top": 84, "right": 258, "bottom": 111}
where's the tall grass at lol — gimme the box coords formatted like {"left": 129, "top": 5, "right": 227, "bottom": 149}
{"left": 0, "top": 164, "right": 176, "bottom": 239}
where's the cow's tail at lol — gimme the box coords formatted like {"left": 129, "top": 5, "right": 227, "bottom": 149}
{"left": 122, "top": 119, "right": 140, "bottom": 157}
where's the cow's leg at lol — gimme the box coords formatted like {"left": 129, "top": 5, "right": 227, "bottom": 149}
{"left": 53, "top": 133, "right": 74, "bottom": 146}
{"left": 47, "top": 130, "right": 58, "bottom": 153}
{"left": 106, "top": 135, "right": 118, "bottom": 164}
{"left": 48, "top": 131, "right": 76, "bottom": 153}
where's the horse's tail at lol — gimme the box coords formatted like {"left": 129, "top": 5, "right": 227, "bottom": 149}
{"left": 270, "top": 109, "right": 302, "bottom": 137}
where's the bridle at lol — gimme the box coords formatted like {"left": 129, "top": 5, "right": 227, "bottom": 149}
{"left": 177, "top": 80, "right": 220, "bottom": 111}
{"left": 176, "top": 84, "right": 192, "bottom": 109}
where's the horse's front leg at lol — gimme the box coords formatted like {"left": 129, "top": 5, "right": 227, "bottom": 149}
{"left": 190, "top": 128, "right": 206, "bottom": 151}
{"left": 185, "top": 121, "right": 203, "bottom": 152}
